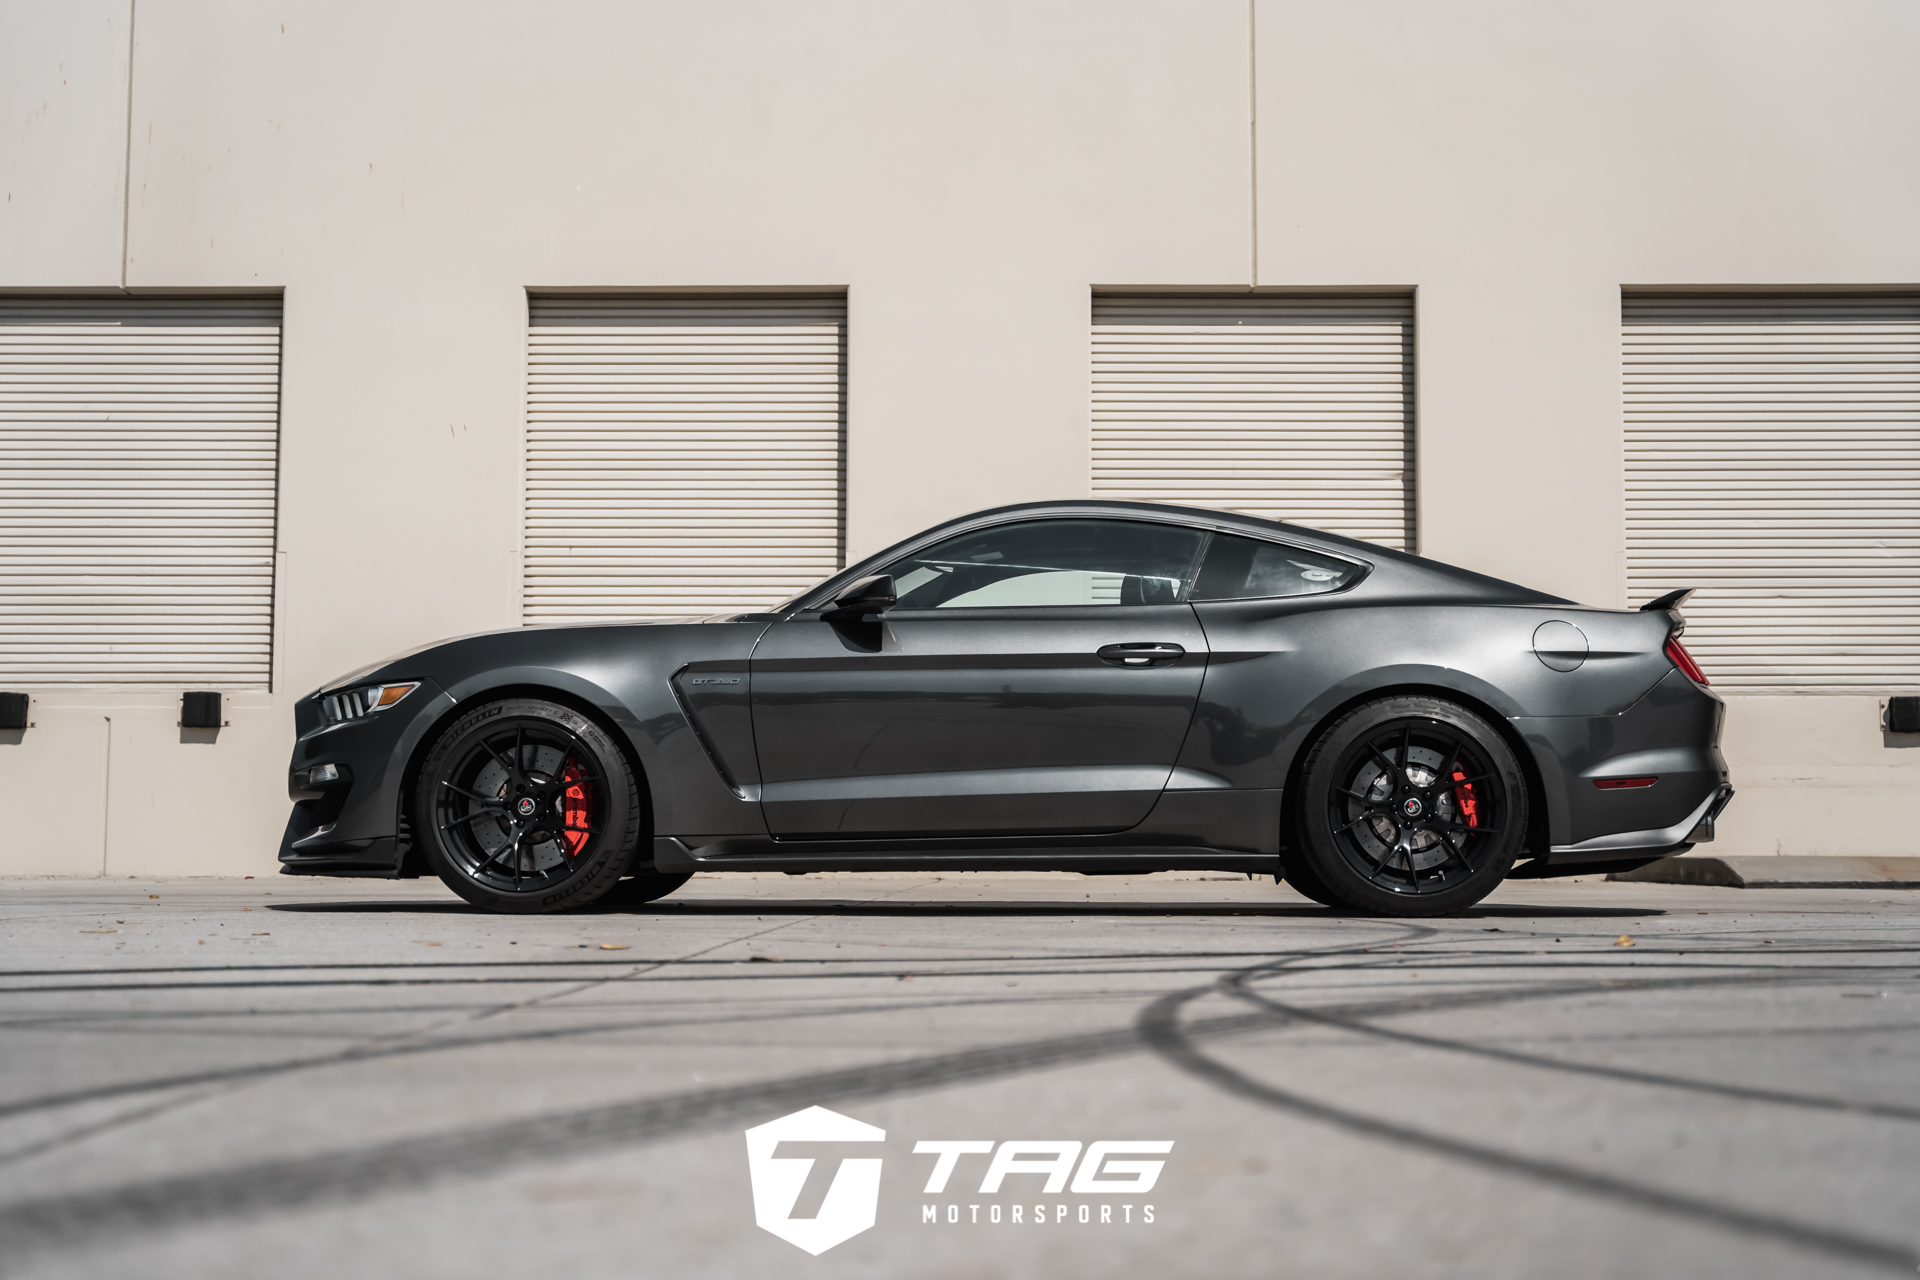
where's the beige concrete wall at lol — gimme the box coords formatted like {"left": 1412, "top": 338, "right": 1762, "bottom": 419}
{"left": 0, "top": 0, "right": 131, "bottom": 286}
{"left": 2, "top": 0, "right": 1916, "bottom": 873}
{"left": 1253, "top": 0, "right": 1920, "bottom": 858}
{"left": 1715, "top": 697, "right": 1920, "bottom": 858}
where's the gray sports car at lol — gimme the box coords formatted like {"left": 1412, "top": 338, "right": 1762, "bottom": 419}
{"left": 279, "top": 501, "right": 1733, "bottom": 916}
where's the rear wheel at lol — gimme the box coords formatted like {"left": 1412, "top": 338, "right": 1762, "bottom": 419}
{"left": 415, "top": 698, "right": 643, "bottom": 913}
{"left": 1290, "top": 695, "right": 1526, "bottom": 916}
{"left": 1278, "top": 845, "right": 1343, "bottom": 908}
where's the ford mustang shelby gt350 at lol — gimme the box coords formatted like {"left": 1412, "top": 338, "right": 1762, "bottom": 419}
{"left": 279, "top": 501, "right": 1732, "bottom": 916}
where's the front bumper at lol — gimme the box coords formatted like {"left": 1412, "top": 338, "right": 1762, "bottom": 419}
{"left": 277, "top": 678, "right": 454, "bottom": 877}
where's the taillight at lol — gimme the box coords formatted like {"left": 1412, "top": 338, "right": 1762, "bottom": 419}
{"left": 1665, "top": 635, "right": 1709, "bottom": 686}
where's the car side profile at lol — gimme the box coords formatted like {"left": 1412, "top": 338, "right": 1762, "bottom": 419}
{"left": 279, "top": 501, "right": 1733, "bottom": 916}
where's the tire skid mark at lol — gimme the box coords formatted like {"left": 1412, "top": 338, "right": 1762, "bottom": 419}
{"left": 0, "top": 947, "right": 1299, "bottom": 981}
{"left": 1139, "top": 954, "right": 1920, "bottom": 1273}
{"left": 1221, "top": 959, "right": 1920, "bottom": 1123}
{"left": 0, "top": 925, "right": 1427, "bottom": 1255}
{"left": 0, "top": 880, "right": 932, "bottom": 1177}
{"left": 1, "top": 924, "right": 1908, "bottom": 1269}
{"left": 3, "top": 942, "right": 1906, "bottom": 988}
{"left": 0, "top": 954, "right": 1889, "bottom": 1125}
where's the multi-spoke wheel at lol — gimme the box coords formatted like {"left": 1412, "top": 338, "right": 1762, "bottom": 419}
{"left": 1290, "top": 695, "right": 1527, "bottom": 916}
{"left": 415, "top": 698, "right": 643, "bottom": 913}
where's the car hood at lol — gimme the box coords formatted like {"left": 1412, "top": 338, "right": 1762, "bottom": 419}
{"left": 313, "top": 616, "right": 715, "bottom": 694}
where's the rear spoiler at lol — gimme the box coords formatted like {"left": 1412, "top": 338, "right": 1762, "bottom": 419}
{"left": 1640, "top": 587, "right": 1694, "bottom": 635}
{"left": 1640, "top": 588, "right": 1694, "bottom": 612}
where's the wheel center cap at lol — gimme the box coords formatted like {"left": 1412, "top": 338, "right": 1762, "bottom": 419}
{"left": 1402, "top": 796, "right": 1424, "bottom": 818}
{"left": 516, "top": 796, "right": 538, "bottom": 818}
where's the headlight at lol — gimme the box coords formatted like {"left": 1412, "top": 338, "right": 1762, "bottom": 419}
{"left": 319, "top": 682, "right": 420, "bottom": 724}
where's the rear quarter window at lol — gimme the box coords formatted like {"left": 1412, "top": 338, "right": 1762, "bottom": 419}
{"left": 1188, "top": 533, "right": 1362, "bottom": 600}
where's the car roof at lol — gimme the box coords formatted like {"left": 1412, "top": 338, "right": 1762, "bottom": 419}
{"left": 799, "top": 499, "right": 1573, "bottom": 610}
{"left": 926, "top": 499, "right": 1385, "bottom": 556}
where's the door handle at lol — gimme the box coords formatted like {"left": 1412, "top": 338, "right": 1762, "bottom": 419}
{"left": 1097, "top": 642, "right": 1186, "bottom": 668}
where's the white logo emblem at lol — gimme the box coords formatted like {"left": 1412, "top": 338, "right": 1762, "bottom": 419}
{"left": 743, "top": 1105, "right": 886, "bottom": 1255}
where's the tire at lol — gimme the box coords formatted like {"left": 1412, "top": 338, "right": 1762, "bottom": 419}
{"left": 415, "top": 698, "right": 644, "bottom": 914}
{"left": 1289, "top": 695, "right": 1527, "bottom": 917}
{"left": 1278, "top": 843, "right": 1344, "bottom": 908}
{"left": 597, "top": 869, "right": 693, "bottom": 907}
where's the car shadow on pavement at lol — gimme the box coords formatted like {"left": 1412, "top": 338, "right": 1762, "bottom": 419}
{"left": 267, "top": 899, "right": 1664, "bottom": 919}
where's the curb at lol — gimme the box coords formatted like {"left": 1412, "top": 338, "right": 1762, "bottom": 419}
{"left": 1609, "top": 855, "right": 1920, "bottom": 889}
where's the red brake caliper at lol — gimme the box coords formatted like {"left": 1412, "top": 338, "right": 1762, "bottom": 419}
{"left": 561, "top": 757, "right": 593, "bottom": 857}
{"left": 1452, "top": 769, "right": 1479, "bottom": 828}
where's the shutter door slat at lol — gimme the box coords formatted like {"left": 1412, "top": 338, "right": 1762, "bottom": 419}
{"left": 524, "top": 297, "right": 845, "bottom": 622}
{"left": 1624, "top": 294, "right": 1920, "bottom": 692}
{"left": 0, "top": 297, "right": 280, "bottom": 686}
{"left": 1091, "top": 295, "right": 1415, "bottom": 550}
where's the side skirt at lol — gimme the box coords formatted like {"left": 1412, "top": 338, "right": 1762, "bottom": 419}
{"left": 652, "top": 836, "right": 1278, "bottom": 877}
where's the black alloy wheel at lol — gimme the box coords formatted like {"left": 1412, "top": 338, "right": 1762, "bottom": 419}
{"left": 416, "top": 698, "right": 643, "bottom": 913}
{"left": 1292, "top": 695, "right": 1527, "bottom": 916}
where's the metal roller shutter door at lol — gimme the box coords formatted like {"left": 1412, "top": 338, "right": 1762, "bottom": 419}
{"left": 0, "top": 297, "right": 281, "bottom": 687}
{"left": 1624, "top": 295, "right": 1920, "bottom": 693}
{"left": 1092, "top": 295, "right": 1415, "bottom": 550}
{"left": 525, "top": 296, "right": 845, "bottom": 622}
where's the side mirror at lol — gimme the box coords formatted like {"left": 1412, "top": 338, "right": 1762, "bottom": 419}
{"left": 823, "top": 573, "right": 897, "bottom": 623}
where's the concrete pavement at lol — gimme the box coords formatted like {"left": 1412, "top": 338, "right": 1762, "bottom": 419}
{"left": 1, "top": 871, "right": 1916, "bottom": 1279}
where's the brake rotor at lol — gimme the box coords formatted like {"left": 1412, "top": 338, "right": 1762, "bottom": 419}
{"left": 470, "top": 744, "right": 571, "bottom": 873}
{"left": 1349, "top": 744, "right": 1459, "bottom": 871}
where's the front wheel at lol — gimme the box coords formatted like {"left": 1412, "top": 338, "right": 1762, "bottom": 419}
{"left": 415, "top": 698, "right": 644, "bottom": 913}
{"left": 1290, "top": 696, "right": 1527, "bottom": 916}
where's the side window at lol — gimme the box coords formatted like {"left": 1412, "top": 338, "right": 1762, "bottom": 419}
{"left": 887, "top": 520, "right": 1208, "bottom": 609}
{"left": 1189, "top": 533, "right": 1361, "bottom": 600}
